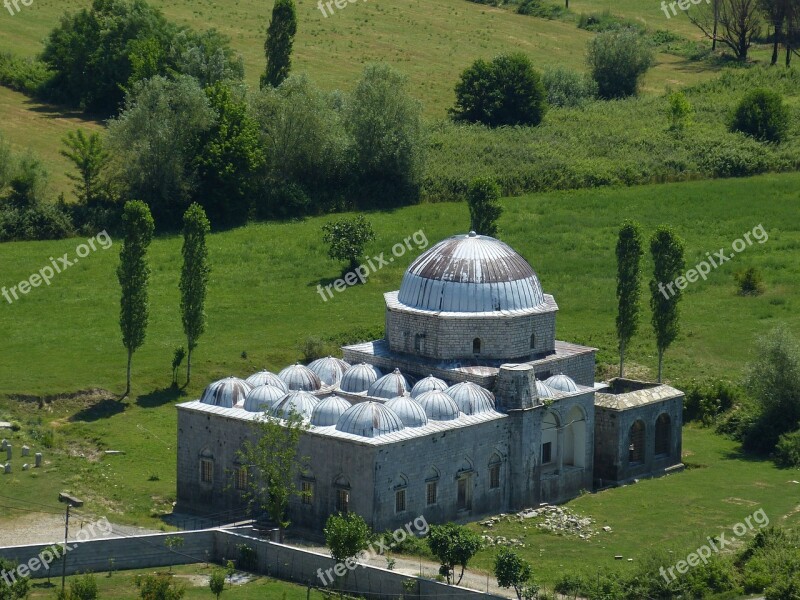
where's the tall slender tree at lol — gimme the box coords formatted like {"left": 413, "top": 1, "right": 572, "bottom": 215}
{"left": 180, "top": 203, "right": 211, "bottom": 386}
{"left": 649, "top": 226, "right": 686, "bottom": 383}
{"left": 616, "top": 222, "right": 643, "bottom": 378}
{"left": 467, "top": 177, "right": 503, "bottom": 238}
{"left": 261, "top": 0, "right": 297, "bottom": 89}
{"left": 117, "top": 200, "right": 155, "bottom": 398}
{"left": 60, "top": 129, "right": 110, "bottom": 205}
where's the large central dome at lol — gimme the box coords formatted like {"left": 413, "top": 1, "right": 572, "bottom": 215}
{"left": 397, "top": 232, "right": 545, "bottom": 313}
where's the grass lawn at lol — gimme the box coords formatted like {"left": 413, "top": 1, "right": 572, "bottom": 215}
{"left": 26, "top": 564, "right": 329, "bottom": 599}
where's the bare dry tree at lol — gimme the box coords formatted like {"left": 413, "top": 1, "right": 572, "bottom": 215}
{"left": 689, "top": 0, "right": 763, "bottom": 60}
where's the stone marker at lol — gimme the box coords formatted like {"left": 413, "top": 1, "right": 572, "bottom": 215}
{"left": 1, "top": 439, "right": 7, "bottom": 450}
{"left": 22, "top": 464, "right": 29, "bottom": 471}
{"left": 5, "top": 445, "right": 11, "bottom": 461}
{"left": 21, "top": 445, "right": 30, "bottom": 457}
{"left": 35, "top": 453, "right": 42, "bottom": 468}
{"left": 3, "top": 463, "right": 10, "bottom": 474}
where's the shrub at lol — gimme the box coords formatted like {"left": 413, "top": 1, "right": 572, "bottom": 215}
{"left": 517, "top": 0, "right": 568, "bottom": 19}
{"left": 775, "top": 429, "right": 800, "bottom": 467}
{"left": 667, "top": 90, "right": 692, "bottom": 132}
{"left": 542, "top": 67, "right": 597, "bottom": 107}
{"left": 587, "top": 28, "right": 654, "bottom": 99}
{"left": 578, "top": 10, "right": 644, "bottom": 33}
{"left": 730, "top": 89, "right": 791, "bottom": 143}
{"left": 69, "top": 573, "right": 99, "bottom": 600}
{"left": 735, "top": 266, "right": 764, "bottom": 296}
{"left": 451, "top": 53, "right": 547, "bottom": 127}
{"left": 0, "top": 52, "right": 52, "bottom": 96}
{"left": 682, "top": 379, "right": 739, "bottom": 424}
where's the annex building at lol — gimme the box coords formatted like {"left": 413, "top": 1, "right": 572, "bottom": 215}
{"left": 176, "top": 232, "right": 684, "bottom": 533}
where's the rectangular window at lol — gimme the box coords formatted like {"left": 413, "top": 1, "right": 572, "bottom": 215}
{"left": 336, "top": 489, "right": 349, "bottom": 514}
{"left": 302, "top": 481, "right": 314, "bottom": 505}
{"left": 542, "top": 442, "right": 552, "bottom": 465}
{"left": 457, "top": 476, "right": 472, "bottom": 511}
{"left": 234, "top": 467, "right": 248, "bottom": 491}
{"left": 489, "top": 464, "right": 500, "bottom": 489}
{"left": 200, "top": 459, "right": 214, "bottom": 484}
{"left": 395, "top": 489, "right": 406, "bottom": 513}
{"left": 426, "top": 481, "right": 437, "bottom": 506}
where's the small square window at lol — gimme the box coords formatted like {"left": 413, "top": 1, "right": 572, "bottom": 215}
{"left": 302, "top": 481, "right": 314, "bottom": 505}
{"left": 395, "top": 489, "right": 407, "bottom": 513}
{"left": 489, "top": 464, "right": 500, "bottom": 489}
{"left": 541, "top": 442, "right": 552, "bottom": 465}
{"left": 426, "top": 481, "right": 437, "bottom": 506}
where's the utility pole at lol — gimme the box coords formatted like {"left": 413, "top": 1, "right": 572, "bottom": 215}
{"left": 58, "top": 492, "right": 84, "bottom": 596}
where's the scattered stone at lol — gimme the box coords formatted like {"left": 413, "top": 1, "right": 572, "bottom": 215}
{"left": 35, "top": 453, "right": 42, "bottom": 468}
{"left": 105, "top": 450, "right": 125, "bottom": 456}
{"left": 0, "top": 423, "right": 11, "bottom": 430}
{"left": 615, "top": 555, "right": 623, "bottom": 560}
{"left": 791, "top": 480, "right": 799, "bottom": 484}
{"left": 602, "top": 526, "right": 612, "bottom": 532}
{"left": 1, "top": 439, "right": 7, "bottom": 448}
{"left": 5, "top": 445, "right": 11, "bottom": 461}
{"left": 22, "top": 464, "right": 29, "bottom": 471}
{"left": 21, "top": 445, "right": 30, "bottom": 457}
{"left": 3, "top": 463, "right": 10, "bottom": 474}
{"left": 479, "top": 505, "right": 598, "bottom": 546}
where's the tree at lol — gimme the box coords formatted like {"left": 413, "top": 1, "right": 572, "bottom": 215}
{"left": 586, "top": 28, "right": 654, "bottom": 99}
{"left": 760, "top": 0, "right": 790, "bottom": 64}
{"left": 237, "top": 410, "right": 310, "bottom": 533}
{"left": 451, "top": 53, "right": 547, "bottom": 127}
{"left": 494, "top": 547, "right": 536, "bottom": 600}
{"left": 60, "top": 129, "right": 110, "bottom": 205}
{"left": 427, "top": 523, "right": 483, "bottom": 585}
{"left": 321, "top": 216, "right": 376, "bottom": 274}
{"left": 68, "top": 573, "right": 98, "bottom": 600}
{"left": 261, "top": 0, "right": 297, "bottom": 88}
{"left": 616, "top": 222, "right": 643, "bottom": 378}
{"left": 323, "top": 512, "right": 372, "bottom": 589}
{"left": 164, "top": 536, "right": 184, "bottom": 572}
{"left": 649, "top": 226, "right": 685, "bottom": 383}
{"left": 117, "top": 200, "right": 155, "bottom": 398}
{"left": 467, "top": 178, "right": 503, "bottom": 238}
{"left": 688, "top": 0, "right": 762, "bottom": 60}
{"left": 730, "top": 89, "right": 790, "bottom": 143}
{"left": 346, "top": 63, "right": 426, "bottom": 207}
{"left": 139, "top": 574, "right": 185, "bottom": 600}
{"left": 209, "top": 570, "right": 225, "bottom": 600}
{"left": 180, "top": 203, "right": 211, "bottom": 386}
{"left": 667, "top": 91, "right": 693, "bottom": 133}
{"left": 0, "top": 559, "right": 30, "bottom": 600}
{"left": 0, "top": 134, "right": 13, "bottom": 195}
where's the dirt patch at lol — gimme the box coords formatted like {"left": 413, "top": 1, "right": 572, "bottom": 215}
{"left": 6, "top": 388, "right": 117, "bottom": 408}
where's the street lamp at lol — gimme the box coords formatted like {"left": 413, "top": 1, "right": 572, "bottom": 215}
{"left": 58, "top": 493, "right": 83, "bottom": 595}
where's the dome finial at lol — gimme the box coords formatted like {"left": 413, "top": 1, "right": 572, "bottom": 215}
{"left": 468, "top": 231, "right": 477, "bottom": 237}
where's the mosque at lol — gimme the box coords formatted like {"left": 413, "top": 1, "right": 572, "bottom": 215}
{"left": 176, "top": 232, "right": 684, "bottom": 532}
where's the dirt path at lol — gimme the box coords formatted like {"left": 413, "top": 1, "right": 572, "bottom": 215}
{"left": 0, "top": 513, "right": 159, "bottom": 547}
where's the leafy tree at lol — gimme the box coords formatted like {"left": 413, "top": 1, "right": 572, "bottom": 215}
{"left": 688, "top": 0, "right": 762, "bottom": 60}
{"left": 324, "top": 512, "right": 373, "bottom": 588}
{"left": 730, "top": 89, "right": 790, "bottom": 143}
{"left": 586, "top": 28, "right": 654, "bottom": 99}
{"left": 237, "top": 410, "right": 310, "bottom": 533}
{"left": 0, "top": 134, "right": 12, "bottom": 195}
{"left": 494, "top": 547, "right": 536, "bottom": 600}
{"left": 261, "top": 0, "right": 298, "bottom": 88}
{"left": 649, "top": 226, "right": 685, "bottom": 383}
{"left": 467, "top": 178, "right": 502, "bottom": 237}
{"left": 180, "top": 203, "right": 211, "bottom": 386}
{"left": 760, "top": 0, "right": 791, "bottom": 64}
{"left": 68, "top": 573, "right": 98, "bottom": 600}
{"left": 451, "top": 53, "right": 547, "bottom": 126}
{"left": 168, "top": 29, "right": 244, "bottom": 89}
{"left": 0, "top": 559, "right": 30, "bottom": 600}
{"left": 117, "top": 200, "right": 155, "bottom": 397}
{"left": 209, "top": 570, "right": 225, "bottom": 599}
{"left": 616, "top": 221, "right": 643, "bottom": 378}
{"left": 346, "top": 63, "right": 425, "bottom": 207}
{"left": 427, "top": 523, "right": 483, "bottom": 585}
{"left": 667, "top": 91, "right": 693, "bottom": 133}
{"left": 139, "top": 574, "right": 185, "bottom": 600}
{"left": 542, "top": 66, "right": 597, "bottom": 108}
{"left": 321, "top": 216, "right": 376, "bottom": 273}
{"left": 60, "top": 129, "right": 110, "bottom": 205}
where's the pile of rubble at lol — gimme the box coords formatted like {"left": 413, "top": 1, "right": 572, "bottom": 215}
{"left": 479, "top": 504, "right": 603, "bottom": 544}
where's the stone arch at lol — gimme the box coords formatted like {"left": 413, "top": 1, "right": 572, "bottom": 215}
{"left": 563, "top": 406, "right": 586, "bottom": 468}
{"left": 655, "top": 413, "right": 671, "bottom": 456}
{"left": 541, "top": 411, "right": 559, "bottom": 466}
{"left": 425, "top": 465, "right": 440, "bottom": 481}
{"left": 628, "top": 420, "right": 646, "bottom": 464}
{"left": 459, "top": 455, "right": 474, "bottom": 474}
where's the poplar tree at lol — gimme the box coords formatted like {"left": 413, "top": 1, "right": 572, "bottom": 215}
{"left": 616, "top": 221, "right": 643, "bottom": 378}
{"left": 649, "top": 226, "right": 686, "bottom": 383}
{"left": 180, "top": 203, "right": 211, "bottom": 386}
{"left": 261, "top": 0, "right": 298, "bottom": 88}
{"left": 117, "top": 200, "right": 155, "bottom": 398}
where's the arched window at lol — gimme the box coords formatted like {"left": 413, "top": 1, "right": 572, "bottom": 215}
{"left": 473, "top": 338, "right": 482, "bottom": 354}
{"left": 541, "top": 411, "right": 559, "bottom": 466}
{"left": 199, "top": 448, "right": 214, "bottom": 485}
{"left": 530, "top": 333, "right": 536, "bottom": 350}
{"left": 488, "top": 453, "right": 502, "bottom": 489}
{"left": 629, "top": 420, "right": 646, "bottom": 464}
{"left": 655, "top": 414, "right": 671, "bottom": 456}
{"left": 333, "top": 474, "right": 351, "bottom": 514}
{"left": 563, "top": 406, "right": 586, "bottom": 468}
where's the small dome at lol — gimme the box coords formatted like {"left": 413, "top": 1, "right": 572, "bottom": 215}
{"left": 245, "top": 370, "right": 289, "bottom": 393}
{"left": 311, "top": 395, "right": 352, "bottom": 426}
{"left": 279, "top": 363, "right": 322, "bottom": 392}
{"left": 535, "top": 379, "right": 557, "bottom": 399}
{"left": 417, "top": 390, "right": 460, "bottom": 421}
{"left": 308, "top": 356, "right": 351, "bottom": 387}
{"left": 201, "top": 377, "right": 252, "bottom": 408}
{"left": 411, "top": 375, "right": 448, "bottom": 399}
{"left": 339, "top": 363, "right": 383, "bottom": 394}
{"left": 446, "top": 381, "right": 495, "bottom": 415}
{"left": 368, "top": 369, "right": 410, "bottom": 399}
{"left": 335, "top": 401, "right": 405, "bottom": 437}
{"left": 386, "top": 396, "right": 429, "bottom": 427}
{"left": 271, "top": 391, "right": 319, "bottom": 420}
{"left": 243, "top": 385, "right": 286, "bottom": 413}
{"left": 545, "top": 373, "right": 579, "bottom": 393}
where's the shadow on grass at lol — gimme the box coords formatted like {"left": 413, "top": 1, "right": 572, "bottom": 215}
{"left": 136, "top": 386, "right": 186, "bottom": 409}
{"left": 722, "top": 447, "right": 776, "bottom": 464}
{"left": 69, "top": 398, "right": 126, "bottom": 422}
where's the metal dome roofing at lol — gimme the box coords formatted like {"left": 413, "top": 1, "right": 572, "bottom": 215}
{"left": 368, "top": 368, "right": 410, "bottom": 399}
{"left": 278, "top": 363, "right": 322, "bottom": 392}
{"left": 397, "top": 232, "right": 546, "bottom": 313}
{"left": 243, "top": 385, "right": 287, "bottom": 413}
{"left": 410, "top": 375, "right": 448, "bottom": 399}
{"left": 311, "top": 395, "right": 352, "bottom": 426}
{"left": 271, "top": 391, "right": 319, "bottom": 420}
{"left": 535, "top": 379, "right": 558, "bottom": 399}
{"left": 385, "top": 396, "right": 429, "bottom": 427}
{"left": 445, "top": 381, "right": 496, "bottom": 415}
{"left": 335, "top": 401, "right": 405, "bottom": 438}
{"left": 545, "top": 373, "right": 579, "bottom": 393}
{"left": 339, "top": 363, "right": 383, "bottom": 394}
{"left": 308, "top": 356, "right": 351, "bottom": 387}
{"left": 245, "top": 370, "right": 289, "bottom": 393}
{"left": 200, "top": 377, "right": 252, "bottom": 408}
{"left": 417, "top": 390, "right": 461, "bottom": 421}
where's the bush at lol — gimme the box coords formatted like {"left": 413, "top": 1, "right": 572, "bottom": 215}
{"left": 542, "top": 67, "right": 597, "bottom": 108}
{"left": 69, "top": 573, "right": 99, "bottom": 600}
{"left": 735, "top": 266, "right": 765, "bottom": 296}
{"left": 587, "top": 28, "right": 654, "bottom": 99}
{"left": 517, "top": 0, "right": 568, "bottom": 19}
{"left": 0, "top": 52, "right": 52, "bottom": 96}
{"left": 775, "top": 429, "right": 800, "bottom": 467}
{"left": 667, "top": 90, "right": 692, "bottom": 132}
{"left": 681, "top": 379, "right": 739, "bottom": 424}
{"left": 730, "top": 89, "right": 791, "bottom": 143}
{"left": 451, "top": 53, "right": 547, "bottom": 127}
{"left": 578, "top": 10, "right": 644, "bottom": 33}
